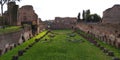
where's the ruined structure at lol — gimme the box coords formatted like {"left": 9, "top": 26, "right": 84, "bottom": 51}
{"left": 50, "top": 17, "right": 77, "bottom": 29}
{"left": 17, "top": 5, "right": 38, "bottom": 25}
{"left": 102, "top": 4, "right": 120, "bottom": 24}
{"left": 76, "top": 23, "right": 120, "bottom": 48}
{"left": 3, "top": 2, "right": 19, "bottom": 25}
{"left": 37, "top": 18, "right": 46, "bottom": 33}
{"left": 0, "top": 27, "right": 33, "bottom": 55}
{"left": 3, "top": 4, "right": 38, "bottom": 26}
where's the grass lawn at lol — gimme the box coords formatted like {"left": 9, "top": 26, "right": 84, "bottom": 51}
{"left": 0, "top": 26, "right": 21, "bottom": 34}
{"left": 18, "top": 30, "right": 111, "bottom": 60}
{"left": 0, "top": 30, "right": 48, "bottom": 60}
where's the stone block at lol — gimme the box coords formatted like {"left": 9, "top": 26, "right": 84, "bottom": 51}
{"left": 112, "top": 57, "right": 120, "bottom": 60}
{"left": 103, "top": 48, "right": 108, "bottom": 53}
{"left": 107, "top": 51, "right": 114, "bottom": 56}
{"left": 18, "top": 50, "right": 24, "bottom": 56}
{"left": 12, "top": 55, "right": 18, "bottom": 60}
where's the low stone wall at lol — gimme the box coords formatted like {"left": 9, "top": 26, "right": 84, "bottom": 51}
{"left": 50, "top": 24, "right": 72, "bottom": 30}
{"left": 76, "top": 23, "right": 120, "bottom": 48}
{"left": 0, "top": 28, "right": 32, "bottom": 55}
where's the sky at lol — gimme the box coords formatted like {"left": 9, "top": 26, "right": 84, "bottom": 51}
{"left": 2, "top": 0, "right": 120, "bottom": 21}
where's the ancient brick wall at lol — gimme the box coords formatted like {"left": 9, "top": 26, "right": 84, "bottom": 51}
{"left": 102, "top": 5, "right": 120, "bottom": 24}
{"left": 17, "top": 5, "right": 38, "bottom": 25}
{"left": 76, "top": 23, "right": 120, "bottom": 48}
{"left": 0, "top": 28, "right": 32, "bottom": 55}
{"left": 49, "top": 17, "right": 77, "bottom": 29}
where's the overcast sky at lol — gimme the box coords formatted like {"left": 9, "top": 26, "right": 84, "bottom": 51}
{"left": 3, "top": 0, "right": 120, "bottom": 20}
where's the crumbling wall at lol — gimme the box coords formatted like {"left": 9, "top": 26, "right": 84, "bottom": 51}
{"left": 76, "top": 23, "right": 120, "bottom": 48}
{"left": 0, "top": 28, "right": 32, "bottom": 55}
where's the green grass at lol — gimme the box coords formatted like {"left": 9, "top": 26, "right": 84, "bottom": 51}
{"left": 0, "top": 26, "right": 21, "bottom": 34}
{"left": 18, "top": 30, "right": 111, "bottom": 60}
{"left": 0, "top": 30, "right": 48, "bottom": 60}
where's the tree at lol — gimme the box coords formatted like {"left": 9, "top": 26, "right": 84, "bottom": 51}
{"left": 86, "top": 9, "right": 91, "bottom": 22}
{"left": 82, "top": 10, "right": 85, "bottom": 21}
{"left": 92, "top": 14, "right": 101, "bottom": 22}
{"left": 0, "top": 0, "right": 7, "bottom": 16}
{"left": 86, "top": 9, "right": 90, "bottom": 15}
{"left": 77, "top": 12, "right": 80, "bottom": 22}
{"left": 82, "top": 9, "right": 101, "bottom": 23}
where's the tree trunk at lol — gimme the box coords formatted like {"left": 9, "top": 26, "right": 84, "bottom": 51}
{"left": 1, "top": 4, "right": 3, "bottom": 16}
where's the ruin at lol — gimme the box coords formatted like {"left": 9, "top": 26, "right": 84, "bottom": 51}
{"left": 17, "top": 5, "right": 38, "bottom": 25}
{"left": 102, "top": 4, "right": 120, "bottom": 24}
{"left": 49, "top": 17, "right": 77, "bottom": 29}
{"left": 76, "top": 23, "right": 120, "bottom": 48}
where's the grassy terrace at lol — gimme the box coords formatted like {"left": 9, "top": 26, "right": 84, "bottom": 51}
{"left": 0, "top": 30, "right": 48, "bottom": 60}
{"left": 0, "top": 26, "right": 21, "bottom": 34}
{"left": 14, "top": 30, "right": 111, "bottom": 60}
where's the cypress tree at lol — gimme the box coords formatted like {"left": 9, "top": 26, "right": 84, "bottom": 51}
{"left": 77, "top": 12, "right": 81, "bottom": 22}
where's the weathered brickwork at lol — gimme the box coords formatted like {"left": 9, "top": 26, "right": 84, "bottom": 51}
{"left": 17, "top": 5, "right": 38, "bottom": 25}
{"left": 76, "top": 23, "right": 120, "bottom": 48}
{"left": 102, "top": 5, "right": 120, "bottom": 24}
{"left": 50, "top": 17, "right": 77, "bottom": 29}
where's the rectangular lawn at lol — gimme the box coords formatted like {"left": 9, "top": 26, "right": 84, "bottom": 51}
{"left": 18, "top": 30, "right": 111, "bottom": 60}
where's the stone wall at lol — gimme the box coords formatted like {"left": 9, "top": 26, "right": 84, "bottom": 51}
{"left": 49, "top": 17, "right": 77, "bottom": 29}
{"left": 0, "top": 28, "right": 32, "bottom": 55}
{"left": 37, "top": 19, "right": 46, "bottom": 33}
{"left": 102, "top": 5, "right": 120, "bottom": 24}
{"left": 76, "top": 23, "right": 120, "bottom": 48}
{"left": 17, "top": 5, "right": 38, "bottom": 25}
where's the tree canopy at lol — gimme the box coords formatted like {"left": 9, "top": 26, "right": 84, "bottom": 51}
{"left": 81, "top": 9, "right": 101, "bottom": 23}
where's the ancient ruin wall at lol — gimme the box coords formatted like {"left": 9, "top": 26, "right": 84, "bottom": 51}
{"left": 76, "top": 23, "right": 120, "bottom": 48}
{"left": 17, "top": 5, "right": 38, "bottom": 25}
{"left": 0, "top": 29, "right": 32, "bottom": 52}
{"left": 102, "top": 5, "right": 120, "bottom": 24}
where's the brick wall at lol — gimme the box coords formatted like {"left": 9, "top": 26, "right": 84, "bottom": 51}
{"left": 0, "top": 28, "right": 32, "bottom": 55}
{"left": 76, "top": 23, "right": 120, "bottom": 48}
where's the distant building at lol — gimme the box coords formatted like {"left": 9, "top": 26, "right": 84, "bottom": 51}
{"left": 54, "top": 17, "right": 77, "bottom": 24}
{"left": 17, "top": 5, "right": 38, "bottom": 25}
{"left": 102, "top": 4, "right": 120, "bottom": 24}
{"left": 50, "top": 17, "right": 77, "bottom": 29}
{"left": 3, "top": 3, "right": 38, "bottom": 26}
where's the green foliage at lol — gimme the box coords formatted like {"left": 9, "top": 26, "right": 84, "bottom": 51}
{"left": 77, "top": 12, "right": 81, "bottom": 22}
{"left": 82, "top": 9, "right": 101, "bottom": 22}
{"left": 86, "top": 9, "right": 90, "bottom": 15}
{"left": 91, "top": 14, "right": 101, "bottom": 22}
{"left": 82, "top": 10, "right": 85, "bottom": 21}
